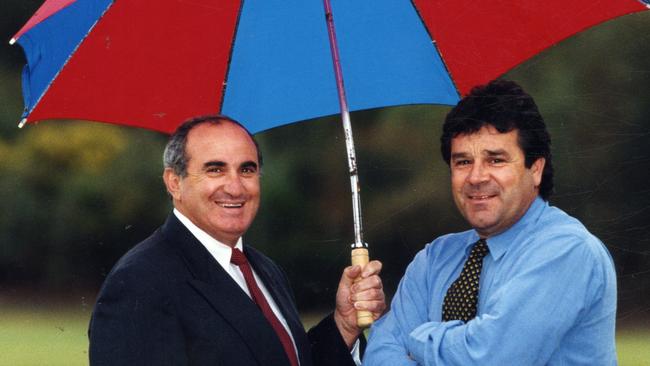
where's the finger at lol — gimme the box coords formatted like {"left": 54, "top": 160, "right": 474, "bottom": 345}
{"left": 361, "top": 260, "right": 383, "bottom": 278}
{"left": 352, "top": 275, "right": 383, "bottom": 293}
{"left": 340, "top": 265, "right": 361, "bottom": 286}
{"left": 351, "top": 287, "right": 384, "bottom": 303}
{"left": 352, "top": 300, "right": 387, "bottom": 315}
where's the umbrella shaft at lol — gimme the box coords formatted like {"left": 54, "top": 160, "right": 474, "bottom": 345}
{"left": 323, "top": 0, "right": 365, "bottom": 248}
{"left": 342, "top": 110, "right": 364, "bottom": 247}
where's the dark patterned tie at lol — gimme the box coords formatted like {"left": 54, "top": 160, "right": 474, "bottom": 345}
{"left": 231, "top": 248, "right": 299, "bottom": 366}
{"left": 442, "top": 239, "right": 490, "bottom": 322}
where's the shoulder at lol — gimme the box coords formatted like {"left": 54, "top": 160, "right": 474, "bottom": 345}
{"left": 403, "top": 230, "right": 474, "bottom": 277}
{"left": 245, "top": 245, "right": 278, "bottom": 268}
{"left": 244, "top": 245, "right": 290, "bottom": 284}
{"left": 245, "top": 245, "right": 282, "bottom": 274}
{"left": 526, "top": 204, "right": 617, "bottom": 302}
{"left": 535, "top": 204, "right": 611, "bottom": 260}
{"left": 429, "top": 231, "right": 473, "bottom": 248}
{"left": 100, "top": 229, "right": 183, "bottom": 295}
{"left": 115, "top": 230, "right": 170, "bottom": 269}
{"left": 88, "top": 229, "right": 189, "bottom": 365}
{"left": 420, "top": 230, "right": 474, "bottom": 261}
{"left": 521, "top": 204, "right": 615, "bottom": 286}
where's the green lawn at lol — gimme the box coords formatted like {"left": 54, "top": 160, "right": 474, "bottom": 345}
{"left": 0, "top": 307, "right": 91, "bottom": 366}
{"left": 617, "top": 328, "right": 650, "bottom": 366}
{"left": 1, "top": 307, "right": 648, "bottom": 365}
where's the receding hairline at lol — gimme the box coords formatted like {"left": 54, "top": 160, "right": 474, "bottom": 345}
{"left": 183, "top": 119, "right": 260, "bottom": 164}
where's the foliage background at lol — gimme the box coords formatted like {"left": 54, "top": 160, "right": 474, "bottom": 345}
{"left": 1, "top": 1, "right": 649, "bottom": 364}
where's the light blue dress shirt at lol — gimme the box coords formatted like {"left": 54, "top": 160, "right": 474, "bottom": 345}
{"left": 364, "top": 197, "right": 617, "bottom": 365}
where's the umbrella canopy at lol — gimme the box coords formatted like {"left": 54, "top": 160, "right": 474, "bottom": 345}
{"left": 12, "top": 0, "right": 649, "bottom": 134}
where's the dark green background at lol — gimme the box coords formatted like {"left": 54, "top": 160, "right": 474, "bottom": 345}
{"left": 1, "top": 1, "right": 649, "bottom": 333}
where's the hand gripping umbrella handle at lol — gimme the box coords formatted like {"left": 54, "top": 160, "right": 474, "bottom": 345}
{"left": 351, "top": 247, "right": 373, "bottom": 328}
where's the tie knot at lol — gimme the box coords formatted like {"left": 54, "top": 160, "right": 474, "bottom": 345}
{"left": 230, "top": 248, "right": 248, "bottom": 266}
{"left": 472, "top": 239, "right": 490, "bottom": 259}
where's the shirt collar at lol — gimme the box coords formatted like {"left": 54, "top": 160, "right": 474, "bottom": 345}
{"left": 480, "top": 196, "right": 546, "bottom": 261}
{"left": 173, "top": 208, "right": 243, "bottom": 269}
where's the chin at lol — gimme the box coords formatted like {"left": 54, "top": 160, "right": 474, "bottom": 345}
{"left": 468, "top": 217, "right": 496, "bottom": 232}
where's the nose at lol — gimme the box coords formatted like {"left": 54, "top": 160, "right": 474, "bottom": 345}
{"left": 223, "top": 172, "right": 245, "bottom": 196}
{"left": 467, "top": 161, "right": 489, "bottom": 185}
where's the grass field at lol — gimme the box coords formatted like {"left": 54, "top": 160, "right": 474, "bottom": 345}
{"left": 1, "top": 306, "right": 91, "bottom": 366}
{"left": 1, "top": 307, "right": 648, "bottom": 365}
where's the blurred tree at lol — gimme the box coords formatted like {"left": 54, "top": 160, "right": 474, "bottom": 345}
{"left": 0, "top": 122, "right": 169, "bottom": 291}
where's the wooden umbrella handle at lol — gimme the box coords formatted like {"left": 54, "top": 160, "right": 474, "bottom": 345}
{"left": 351, "top": 247, "right": 373, "bottom": 328}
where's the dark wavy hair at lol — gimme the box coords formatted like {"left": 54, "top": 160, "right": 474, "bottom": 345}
{"left": 163, "top": 114, "right": 263, "bottom": 177}
{"left": 440, "top": 79, "right": 554, "bottom": 200}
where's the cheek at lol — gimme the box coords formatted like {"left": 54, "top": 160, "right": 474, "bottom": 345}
{"left": 245, "top": 180, "right": 261, "bottom": 196}
{"left": 492, "top": 170, "right": 517, "bottom": 188}
{"left": 450, "top": 172, "right": 465, "bottom": 191}
{"left": 197, "top": 179, "right": 221, "bottom": 195}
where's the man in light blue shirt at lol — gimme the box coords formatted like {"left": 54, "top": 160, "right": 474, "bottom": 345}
{"left": 364, "top": 80, "right": 617, "bottom": 365}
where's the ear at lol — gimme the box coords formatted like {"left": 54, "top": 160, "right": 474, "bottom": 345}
{"left": 530, "top": 157, "right": 545, "bottom": 187}
{"left": 163, "top": 168, "right": 182, "bottom": 201}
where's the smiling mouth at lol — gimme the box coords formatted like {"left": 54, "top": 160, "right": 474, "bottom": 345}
{"left": 468, "top": 194, "right": 496, "bottom": 200}
{"left": 217, "top": 202, "right": 244, "bottom": 208}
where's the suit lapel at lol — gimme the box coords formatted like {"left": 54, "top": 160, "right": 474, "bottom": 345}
{"left": 188, "top": 279, "right": 291, "bottom": 366}
{"left": 246, "top": 247, "right": 313, "bottom": 366}
{"left": 160, "top": 215, "right": 291, "bottom": 366}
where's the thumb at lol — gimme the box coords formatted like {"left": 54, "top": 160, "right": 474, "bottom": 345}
{"left": 341, "top": 265, "right": 362, "bottom": 286}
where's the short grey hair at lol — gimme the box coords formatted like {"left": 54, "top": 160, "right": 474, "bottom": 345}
{"left": 163, "top": 114, "right": 263, "bottom": 177}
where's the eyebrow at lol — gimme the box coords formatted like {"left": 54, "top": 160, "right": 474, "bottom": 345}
{"left": 450, "top": 152, "right": 471, "bottom": 160}
{"left": 203, "top": 161, "right": 226, "bottom": 169}
{"left": 203, "top": 160, "right": 258, "bottom": 170}
{"left": 240, "top": 161, "right": 258, "bottom": 170}
{"left": 485, "top": 149, "right": 510, "bottom": 157}
{"left": 450, "top": 149, "right": 510, "bottom": 160}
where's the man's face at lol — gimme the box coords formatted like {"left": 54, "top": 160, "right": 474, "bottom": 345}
{"left": 450, "top": 125, "right": 544, "bottom": 238}
{"left": 164, "top": 122, "right": 261, "bottom": 246}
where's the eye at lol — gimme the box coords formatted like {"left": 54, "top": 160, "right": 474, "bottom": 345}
{"left": 489, "top": 158, "right": 506, "bottom": 165}
{"left": 240, "top": 166, "right": 258, "bottom": 176}
{"left": 206, "top": 166, "right": 224, "bottom": 175}
{"left": 453, "top": 159, "right": 471, "bottom": 167}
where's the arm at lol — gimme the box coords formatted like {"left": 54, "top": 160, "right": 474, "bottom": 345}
{"left": 88, "top": 261, "right": 186, "bottom": 366}
{"left": 308, "top": 260, "right": 385, "bottom": 366}
{"left": 366, "top": 235, "right": 607, "bottom": 365}
{"left": 405, "top": 238, "right": 601, "bottom": 365}
{"left": 364, "top": 250, "right": 432, "bottom": 366}
{"left": 308, "top": 313, "right": 364, "bottom": 366}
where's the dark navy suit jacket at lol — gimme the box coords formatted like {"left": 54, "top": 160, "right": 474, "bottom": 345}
{"left": 89, "top": 214, "right": 358, "bottom": 366}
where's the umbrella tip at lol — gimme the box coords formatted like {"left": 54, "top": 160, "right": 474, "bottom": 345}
{"left": 9, "top": 38, "right": 16, "bottom": 45}
{"left": 18, "top": 118, "right": 27, "bottom": 128}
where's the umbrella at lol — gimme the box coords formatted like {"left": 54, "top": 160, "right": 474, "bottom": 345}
{"left": 11, "top": 0, "right": 649, "bottom": 133}
{"left": 11, "top": 0, "right": 650, "bottom": 326}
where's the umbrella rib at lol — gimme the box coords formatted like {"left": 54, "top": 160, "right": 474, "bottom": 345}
{"left": 408, "top": 0, "right": 462, "bottom": 98}
{"left": 217, "top": 0, "right": 246, "bottom": 114}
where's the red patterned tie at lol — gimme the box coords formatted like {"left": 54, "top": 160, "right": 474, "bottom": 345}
{"left": 231, "top": 248, "right": 299, "bottom": 366}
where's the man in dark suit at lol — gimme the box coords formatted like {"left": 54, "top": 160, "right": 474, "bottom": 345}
{"left": 88, "top": 115, "right": 385, "bottom": 365}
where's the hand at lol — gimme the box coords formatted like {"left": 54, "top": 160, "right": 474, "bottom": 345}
{"left": 334, "top": 260, "right": 385, "bottom": 349}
